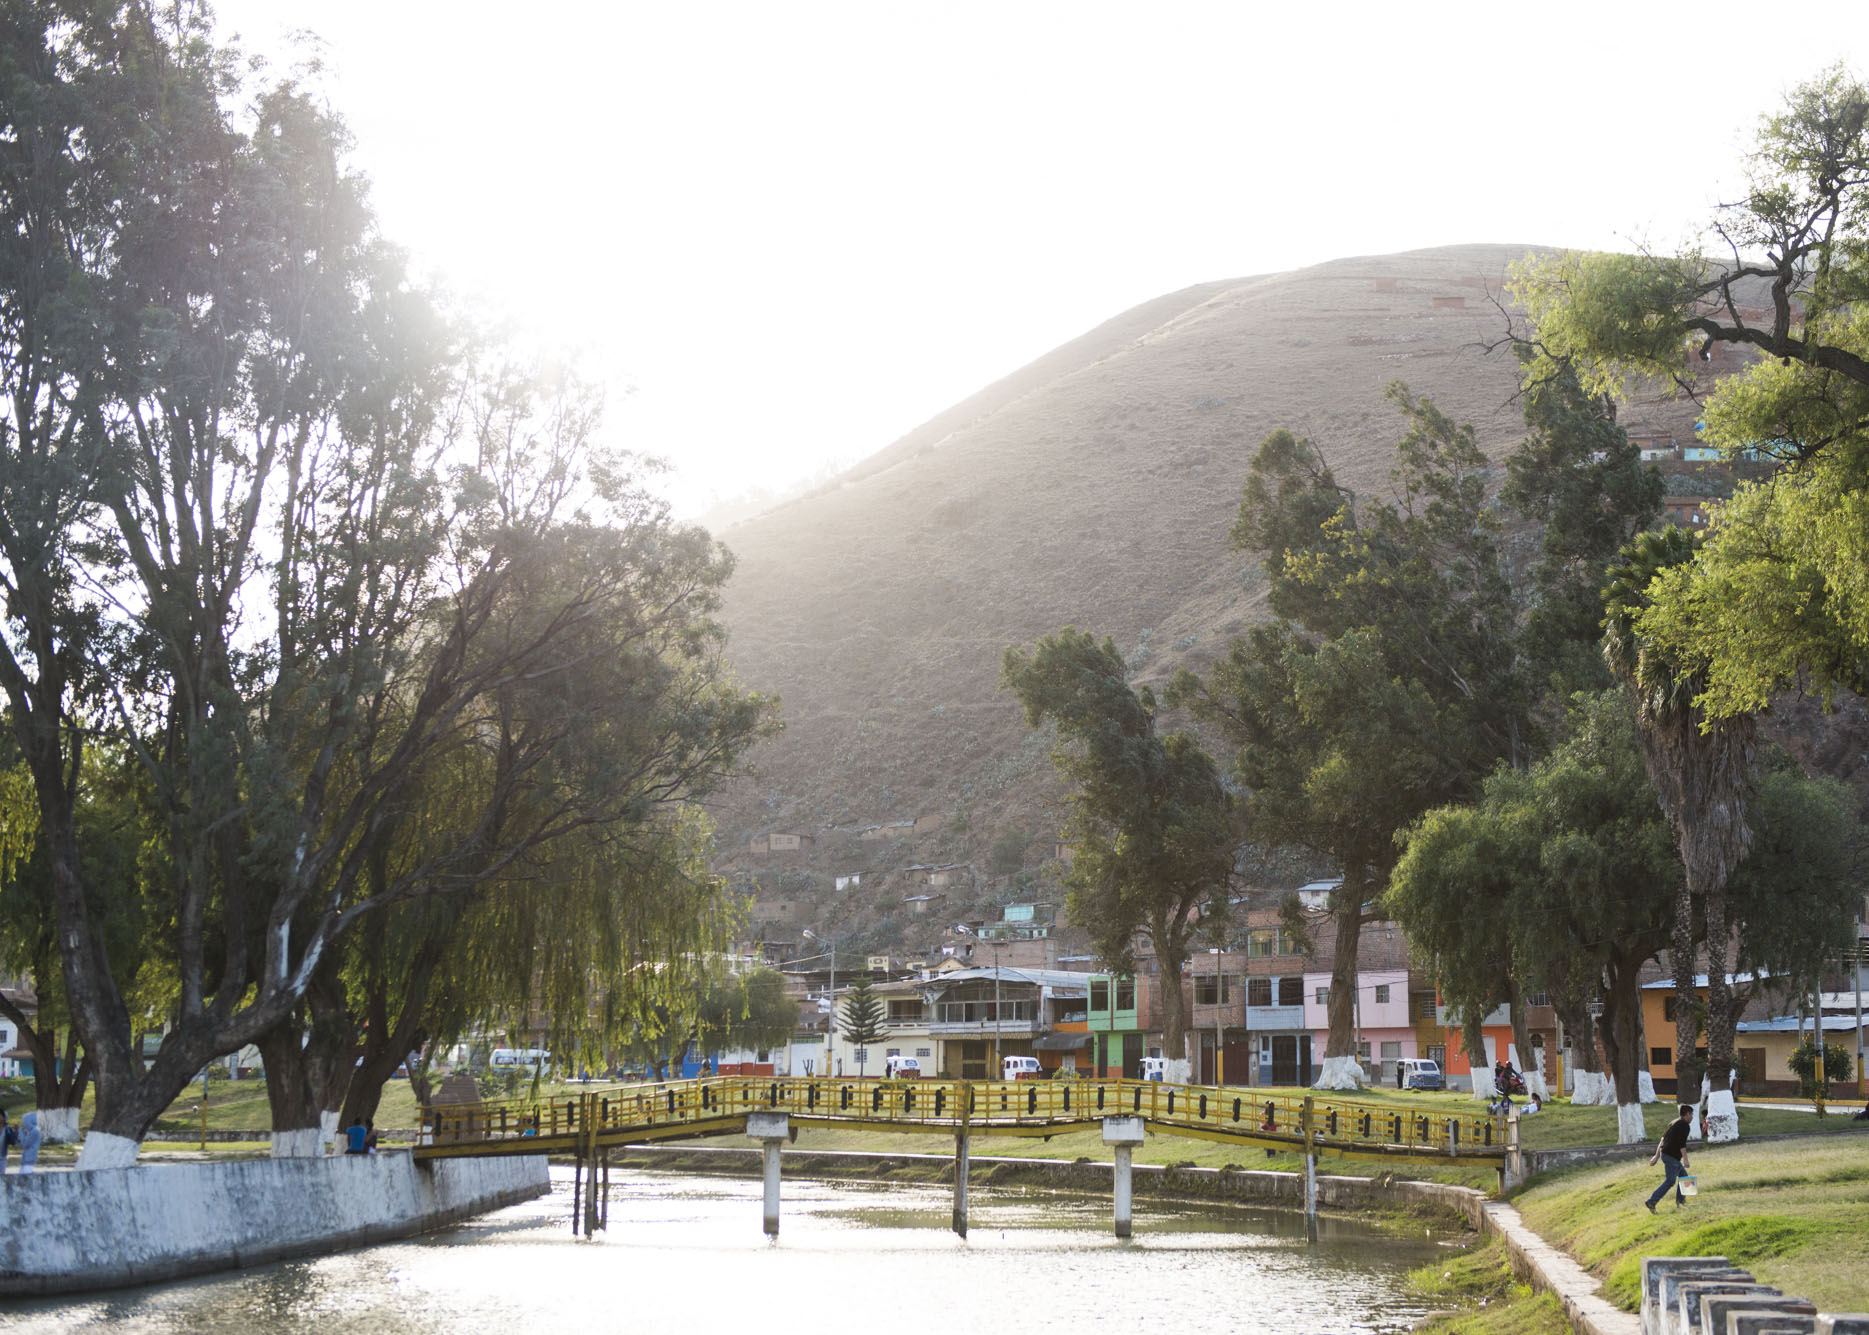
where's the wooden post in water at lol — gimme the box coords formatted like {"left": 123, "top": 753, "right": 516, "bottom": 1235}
{"left": 582, "top": 1094, "right": 602, "bottom": 1236}
{"left": 952, "top": 1133, "right": 970, "bottom": 1237}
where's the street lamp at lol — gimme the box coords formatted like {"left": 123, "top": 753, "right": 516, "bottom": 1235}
{"left": 802, "top": 929, "right": 836, "bottom": 1077}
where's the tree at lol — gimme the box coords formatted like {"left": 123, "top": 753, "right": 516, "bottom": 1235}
{"left": 839, "top": 978, "right": 885, "bottom": 1075}
{"left": 1511, "top": 67, "right": 1869, "bottom": 717}
{"left": 1603, "top": 529, "right": 1756, "bottom": 1140}
{"left": 1172, "top": 387, "right": 1525, "bottom": 1088}
{"left": 1393, "top": 691, "right": 1679, "bottom": 1140}
{"left": 1003, "top": 629, "right": 1236, "bottom": 1075}
{"left": 0, "top": 6, "right": 773, "bottom": 1164}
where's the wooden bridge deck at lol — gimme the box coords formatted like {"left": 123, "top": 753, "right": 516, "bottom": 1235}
{"left": 415, "top": 1076, "right": 1508, "bottom": 1170}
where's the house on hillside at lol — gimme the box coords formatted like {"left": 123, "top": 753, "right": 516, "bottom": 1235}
{"left": 749, "top": 832, "right": 813, "bottom": 854}
{"left": 926, "top": 966, "right": 1091, "bottom": 1078}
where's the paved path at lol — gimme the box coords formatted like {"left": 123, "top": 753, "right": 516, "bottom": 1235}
{"left": 1482, "top": 1199, "right": 1639, "bottom": 1335}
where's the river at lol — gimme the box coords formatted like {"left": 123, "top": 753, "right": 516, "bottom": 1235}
{"left": 0, "top": 1169, "right": 1460, "bottom": 1334}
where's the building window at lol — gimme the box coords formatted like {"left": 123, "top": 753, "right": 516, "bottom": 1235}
{"left": 886, "top": 1047, "right": 900, "bottom": 1057}
{"left": 1651, "top": 1047, "right": 1672, "bottom": 1067}
{"left": 916, "top": 1047, "right": 931, "bottom": 1058}
{"left": 1315, "top": 986, "right": 1329, "bottom": 1006}
{"left": 1278, "top": 977, "right": 1302, "bottom": 1006}
{"left": 1356, "top": 1040, "right": 1371, "bottom": 1060}
{"left": 1115, "top": 980, "right": 1136, "bottom": 1011}
{"left": 1195, "top": 976, "right": 1230, "bottom": 1005}
{"left": 1663, "top": 995, "right": 1680, "bottom": 1022}
{"left": 1380, "top": 1041, "right": 1401, "bottom": 1060}
{"left": 1418, "top": 996, "right": 1438, "bottom": 1021}
{"left": 888, "top": 1000, "right": 923, "bottom": 1021}
{"left": 1247, "top": 977, "right": 1272, "bottom": 1007}
{"left": 1374, "top": 984, "right": 1391, "bottom": 1004}
{"left": 1090, "top": 980, "right": 1109, "bottom": 1014}
{"left": 1249, "top": 930, "right": 1275, "bottom": 957}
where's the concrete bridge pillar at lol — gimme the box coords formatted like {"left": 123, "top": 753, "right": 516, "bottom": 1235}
{"left": 746, "top": 1112, "right": 789, "bottom": 1236}
{"left": 952, "top": 1134, "right": 970, "bottom": 1237}
{"left": 1102, "top": 1116, "right": 1146, "bottom": 1239}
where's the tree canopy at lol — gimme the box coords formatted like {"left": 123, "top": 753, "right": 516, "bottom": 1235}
{"left": 1003, "top": 628, "right": 1235, "bottom": 1069}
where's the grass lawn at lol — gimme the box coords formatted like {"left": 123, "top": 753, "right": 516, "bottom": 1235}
{"left": 1511, "top": 1130, "right": 1869, "bottom": 1313}
{"left": 1406, "top": 1240, "right": 1571, "bottom": 1335}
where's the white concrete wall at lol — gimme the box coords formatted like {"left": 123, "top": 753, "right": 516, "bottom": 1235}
{"left": 0, "top": 1151, "right": 548, "bottom": 1296}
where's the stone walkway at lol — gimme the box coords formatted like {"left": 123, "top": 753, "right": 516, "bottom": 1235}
{"left": 1482, "top": 1199, "right": 1639, "bottom": 1335}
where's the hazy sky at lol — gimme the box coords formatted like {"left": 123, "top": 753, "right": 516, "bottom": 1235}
{"left": 213, "top": 2, "right": 1869, "bottom": 518}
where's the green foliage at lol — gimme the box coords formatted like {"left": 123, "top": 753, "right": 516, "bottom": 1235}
{"left": 989, "top": 828, "right": 1029, "bottom": 875}
{"left": 1786, "top": 1037, "right": 1853, "bottom": 1095}
{"left": 1513, "top": 67, "right": 1869, "bottom": 718}
{"left": 839, "top": 978, "right": 886, "bottom": 1073}
{"left": 1002, "top": 628, "right": 1234, "bottom": 1059}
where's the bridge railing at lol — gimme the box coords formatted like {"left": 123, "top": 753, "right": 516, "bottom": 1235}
{"left": 422, "top": 1076, "right": 1504, "bottom": 1160}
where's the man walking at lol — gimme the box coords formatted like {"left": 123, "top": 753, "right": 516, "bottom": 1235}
{"left": 1645, "top": 1103, "right": 1694, "bottom": 1212}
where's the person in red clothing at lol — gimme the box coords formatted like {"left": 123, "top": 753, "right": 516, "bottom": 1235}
{"left": 1645, "top": 1103, "right": 1694, "bottom": 1212}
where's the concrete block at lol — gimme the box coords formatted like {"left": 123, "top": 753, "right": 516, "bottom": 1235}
{"left": 744, "top": 1111, "right": 789, "bottom": 1141}
{"left": 1701, "top": 1295, "right": 1812, "bottom": 1334}
{"left": 1654, "top": 1269, "right": 1753, "bottom": 1335}
{"left": 1816, "top": 1319, "right": 1869, "bottom": 1335}
{"left": 1679, "top": 1286, "right": 1783, "bottom": 1335}
{"left": 1644, "top": 1258, "right": 1734, "bottom": 1335}
{"left": 1723, "top": 1311, "right": 1815, "bottom": 1335}
{"left": 1101, "top": 1115, "right": 1146, "bottom": 1147}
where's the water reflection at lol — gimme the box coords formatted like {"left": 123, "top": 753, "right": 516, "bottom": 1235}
{"left": 0, "top": 1169, "right": 1453, "bottom": 1335}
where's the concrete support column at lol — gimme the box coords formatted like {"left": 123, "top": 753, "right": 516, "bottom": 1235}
{"left": 1102, "top": 1115, "right": 1146, "bottom": 1239}
{"left": 952, "top": 1134, "right": 970, "bottom": 1238}
{"left": 745, "top": 1112, "right": 790, "bottom": 1237}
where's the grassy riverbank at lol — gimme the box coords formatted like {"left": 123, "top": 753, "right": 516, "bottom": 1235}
{"left": 1511, "top": 1130, "right": 1869, "bottom": 1314}
{"left": 1406, "top": 1241, "right": 1569, "bottom": 1335}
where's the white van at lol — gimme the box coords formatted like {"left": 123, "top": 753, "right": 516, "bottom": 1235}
{"left": 885, "top": 1055, "right": 922, "bottom": 1079}
{"left": 1002, "top": 1055, "right": 1042, "bottom": 1080}
{"left": 489, "top": 1047, "right": 549, "bottom": 1070}
{"left": 1139, "top": 1056, "right": 1166, "bottom": 1082}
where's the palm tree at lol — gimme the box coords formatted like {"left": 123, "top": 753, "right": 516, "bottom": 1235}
{"left": 1602, "top": 527, "right": 1754, "bottom": 1140}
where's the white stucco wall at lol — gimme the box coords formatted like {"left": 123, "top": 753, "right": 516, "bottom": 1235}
{"left": 0, "top": 1151, "right": 548, "bottom": 1296}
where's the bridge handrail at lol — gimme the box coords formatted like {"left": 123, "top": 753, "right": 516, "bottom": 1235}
{"left": 418, "top": 1076, "right": 1505, "bottom": 1161}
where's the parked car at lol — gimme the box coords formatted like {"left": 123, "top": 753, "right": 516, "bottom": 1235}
{"left": 1002, "top": 1055, "right": 1043, "bottom": 1080}
{"left": 884, "top": 1055, "right": 922, "bottom": 1079}
{"left": 1397, "top": 1057, "right": 1443, "bottom": 1091}
{"left": 1139, "top": 1056, "right": 1166, "bottom": 1082}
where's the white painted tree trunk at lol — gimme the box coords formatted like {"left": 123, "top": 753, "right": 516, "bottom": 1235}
{"left": 1312, "top": 1054, "right": 1365, "bottom": 1090}
{"left": 1524, "top": 1069, "right": 1550, "bottom": 1100}
{"left": 1470, "top": 1067, "right": 1497, "bottom": 1100}
{"left": 38, "top": 1106, "right": 81, "bottom": 1143}
{"left": 1160, "top": 1057, "right": 1193, "bottom": 1086}
{"left": 1637, "top": 1070, "right": 1658, "bottom": 1103}
{"left": 1616, "top": 1102, "right": 1646, "bottom": 1144}
{"left": 319, "top": 1109, "right": 342, "bottom": 1156}
{"left": 1686, "top": 1075, "right": 1707, "bottom": 1141}
{"left": 76, "top": 1130, "right": 140, "bottom": 1170}
{"left": 1705, "top": 1077, "right": 1739, "bottom": 1143}
{"left": 1571, "top": 1070, "right": 1616, "bottom": 1106}
{"left": 270, "top": 1127, "right": 324, "bottom": 1158}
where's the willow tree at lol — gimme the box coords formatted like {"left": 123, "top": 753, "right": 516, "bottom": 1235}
{"left": 0, "top": 5, "right": 774, "bottom": 1164}
{"left": 1603, "top": 529, "right": 1755, "bottom": 1140}
{"left": 1003, "top": 629, "right": 1236, "bottom": 1079}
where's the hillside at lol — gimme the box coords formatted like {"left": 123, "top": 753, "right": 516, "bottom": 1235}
{"left": 700, "top": 243, "right": 1743, "bottom": 951}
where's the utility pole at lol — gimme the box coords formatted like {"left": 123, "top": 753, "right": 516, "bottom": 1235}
{"left": 1855, "top": 941, "right": 1865, "bottom": 1099}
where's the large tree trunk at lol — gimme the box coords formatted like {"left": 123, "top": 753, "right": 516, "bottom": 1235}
{"left": 1506, "top": 977, "right": 1547, "bottom": 1099}
{"left": 1702, "top": 895, "right": 1740, "bottom": 1142}
{"left": 1152, "top": 916, "right": 1192, "bottom": 1084}
{"left": 1314, "top": 904, "right": 1366, "bottom": 1090}
{"left": 0, "top": 996, "right": 88, "bottom": 1142}
{"left": 260, "top": 972, "right": 358, "bottom": 1157}
{"left": 1560, "top": 992, "right": 1614, "bottom": 1104}
{"left": 1601, "top": 957, "right": 1647, "bottom": 1143}
{"left": 1464, "top": 1016, "right": 1495, "bottom": 1101}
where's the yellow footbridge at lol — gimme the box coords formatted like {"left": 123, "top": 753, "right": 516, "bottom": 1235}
{"left": 417, "top": 1075, "right": 1516, "bottom": 1238}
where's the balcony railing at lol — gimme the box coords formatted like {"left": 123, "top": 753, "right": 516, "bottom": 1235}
{"left": 1245, "top": 1003, "right": 1307, "bottom": 1029}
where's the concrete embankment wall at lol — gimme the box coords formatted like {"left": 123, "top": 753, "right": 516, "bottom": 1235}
{"left": 0, "top": 1152, "right": 549, "bottom": 1297}
{"left": 620, "top": 1144, "right": 1487, "bottom": 1228}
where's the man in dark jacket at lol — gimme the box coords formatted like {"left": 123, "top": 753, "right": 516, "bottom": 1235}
{"left": 1645, "top": 1103, "right": 1694, "bottom": 1212}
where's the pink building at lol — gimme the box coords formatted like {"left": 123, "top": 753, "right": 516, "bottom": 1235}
{"left": 1303, "top": 967, "right": 1418, "bottom": 1085}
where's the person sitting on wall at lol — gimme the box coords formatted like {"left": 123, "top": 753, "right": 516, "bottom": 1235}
{"left": 364, "top": 1119, "right": 379, "bottom": 1153}
{"left": 345, "top": 1116, "right": 369, "bottom": 1155}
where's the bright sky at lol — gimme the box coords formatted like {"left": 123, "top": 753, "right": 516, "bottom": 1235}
{"left": 213, "top": 1, "right": 1869, "bottom": 518}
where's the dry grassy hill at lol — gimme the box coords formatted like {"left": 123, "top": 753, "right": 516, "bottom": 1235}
{"left": 700, "top": 243, "right": 1731, "bottom": 948}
